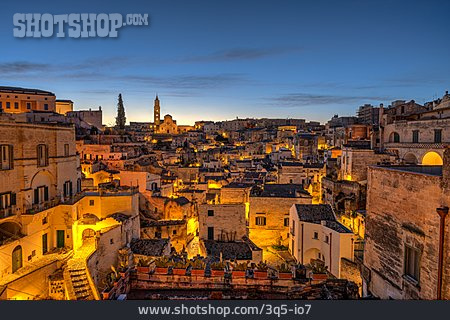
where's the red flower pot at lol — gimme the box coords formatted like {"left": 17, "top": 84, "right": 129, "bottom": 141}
{"left": 254, "top": 271, "right": 268, "bottom": 279}
{"left": 232, "top": 271, "right": 246, "bottom": 278}
{"left": 191, "top": 269, "right": 204, "bottom": 276}
{"left": 211, "top": 270, "right": 225, "bottom": 277}
{"left": 155, "top": 267, "right": 168, "bottom": 275}
{"left": 312, "top": 273, "right": 328, "bottom": 281}
{"left": 173, "top": 268, "right": 186, "bottom": 276}
{"left": 278, "top": 272, "right": 292, "bottom": 279}
{"left": 137, "top": 266, "right": 150, "bottom": 274}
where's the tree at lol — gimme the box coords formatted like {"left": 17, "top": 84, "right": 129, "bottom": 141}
{"left": 115, "top": 93, "right": 126, "bottom": 129}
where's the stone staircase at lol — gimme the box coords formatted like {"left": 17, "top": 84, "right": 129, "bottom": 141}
{"left": 67, "top": 260, "right": 94, "bottom": 300}
{"left": 64, "top": 240, "right": 97, "bottom": 300}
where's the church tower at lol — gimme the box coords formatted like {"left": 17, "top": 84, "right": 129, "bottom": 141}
{"left": 154, "top": 94, "right": 160, "bottom": 127}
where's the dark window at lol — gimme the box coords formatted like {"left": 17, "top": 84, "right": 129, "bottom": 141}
{"left": 255, "top": 216, "right": 266, "bottom": 226}
{"left": 63, "top": 181, "right": 73, "bottom": 198}
{"left": 89, "top": 200, "right": 95, "bottom": 206}
{"left": 6, "top": 102, "right": 10, "bottom": 109}
{"left": 393, "top": 132, "right": 400, "bottom": 143}
{"left": 42, "top": 216, "right": 48, "bottom": 225}
{"left": 207, "top": 209, "right": 214, "bottom": 216}
{"left": 34, "top": 186, "right": 49, "bottom": 204}
{"left": 64, "top": 144, "right": 69, "bottom": 157}
{"left": 26, "top": 102, "right": 31, "bottom": 109}
{"left": 313, "top": 232, "right": 319, "bottom": 239}
{"left": 172, "top": 230, "right": 177, "bottom": 235}
{"left": 42, "top": 233, "right": 48, "bottom": 254}
{"left": 155, "top": 232, "right": 162, "bottom": 238}
{"left": 404, "top": 246, "right": 420, "bottom": 281}
{"left": 434, "top": 129, "right": 442, "bottom": 143}
{"left": 207, "top": 227, "right": 214, "bottom": 240}
{"left": 0, "top": 145, "right": 13, "bottom": 170}
{"left": 44, "top": 104, "right": 49, "bottom": 110}
{"left": 412, "top": 130, "right": 419, "bottom": 143}
{"left": 37, "top": 144, "right": 49, "bottom": 167}
{"left": 284, "top": 217, "right": 289, "bottom": 227}
{"left": 14, "top": 102, "right": 19, "bottom": 109}
{"left": 324, "top": 235, "right": 329, "bottom": 243}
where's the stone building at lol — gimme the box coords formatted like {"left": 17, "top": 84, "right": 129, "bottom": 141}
{"left": 289, "top": 204, "right": 355, "bottom": 278}
{"left": 363, "top": 148, "right": 450, "bottom": 299}
{"left": 55, "top": 100, "right": 74, "bottom": 115}
{"left": 66, "top": 107, "right": 103, "bottom": 130}
{"left": 0, "top": 120, "right": 81, "bottom": 216}
{"left": 0, "top": 86, "right": 56, "bottom": 113}
{"left": 248, "top": 184, "right": 312, "bottom": 248}
{"left": 198, "top": 203, "right": 246, "bottom": 241}
{"left": 340, "top": 146, "right": 392, "bottom": 182}
{"left": 380, "top": 92, "right": 449, "bottom": 165}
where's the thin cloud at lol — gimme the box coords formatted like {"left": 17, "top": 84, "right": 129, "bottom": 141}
{"left": 0, "top": 62, "right": 52, "bottom": 73}
{"left": 181, "top": 47, "right": 303, "bottom": 63}
{"left": 269, "top": 92, "right": 392, "bottom": 107}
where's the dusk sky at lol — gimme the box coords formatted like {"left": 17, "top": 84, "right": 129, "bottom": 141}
{"left": 0, "top": 0, "right": 449, "bottom": 125}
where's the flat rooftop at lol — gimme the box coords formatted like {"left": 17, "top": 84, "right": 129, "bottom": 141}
{"left": 374, "top": 165, "right": 442, "bottom": 176}
{"left": 0, "top": 86, "right": 55, "bottom": 96}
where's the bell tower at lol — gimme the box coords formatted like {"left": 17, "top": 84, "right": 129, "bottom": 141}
{"left": 154, "top": 94, "right": 160, "bottom": 127}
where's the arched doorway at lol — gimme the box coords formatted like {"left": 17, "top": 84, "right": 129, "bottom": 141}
{"left": 403, "top": 153, "right": 418, "bottom": 164}
{"left": 82, "top": 228, "right": 96, "bottom": 245}
{"left": 422, "top": 151, "right": 443, "bottom": 165}
{"left": 12, "top": 245, "right": 22, "bottom": 273}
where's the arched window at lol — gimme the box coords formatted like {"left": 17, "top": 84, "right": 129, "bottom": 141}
{"left": 390, "top": 132, "right": 400, "bottom": 143}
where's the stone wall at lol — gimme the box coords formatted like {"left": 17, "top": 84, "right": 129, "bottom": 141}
{"left": 364, "top": 160, "right": 449, "bottom": 299}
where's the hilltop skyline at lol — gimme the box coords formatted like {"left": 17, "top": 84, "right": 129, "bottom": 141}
{"left": 0, "top": 0, "right": 449, "bottom": 125}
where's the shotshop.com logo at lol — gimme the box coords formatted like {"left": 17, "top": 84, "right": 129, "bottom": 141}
{"left": 13, "top": 13, "right": 149, "bottom": 38}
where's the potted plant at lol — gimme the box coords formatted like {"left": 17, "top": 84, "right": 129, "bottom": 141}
{"left": 190, "top": 259, "right": 205, "bottom": 276}
{"left": 117, "top": 249, "right": 129, "bottom": 277}
{"left": 172, "top": 260, "right": 187, "bottom": 276}
{"left": 154, "top": 257, "right": 169, "bottom": 274}
{"left": 254, "top": 261, "right": 269, "bottom": 279}
{"left": 307, "top": 259, "right": 328, "bottom": 281}
{"left": 110, "top": 265, "right": 121, "bottom": 286}
{"left": 210, "top": 262, "right": 225, "bottom": 277}
{"left": 232, "top": 262, "right": 248, "bottom": 278}
{"left": 136, "top": 257, "right": 151, "bottom": 274}
{"left": 101, "top": 272, "right": 115, "bottom": 300}
{"left": 277, "top": 263, "right": 292, "bottom": 279}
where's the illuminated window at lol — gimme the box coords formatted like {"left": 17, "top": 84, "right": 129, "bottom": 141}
{"left": 404, "top": 246, "right": 420, "bottom": 281}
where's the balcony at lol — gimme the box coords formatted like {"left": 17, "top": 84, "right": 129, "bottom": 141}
{"left": 0, "top": 206, "right": 16, "bottom": 219}
{"left": 384, "top": 142, "right": 446, "bottom": 149}
{"left": 24, "top": 198, "right": 62, "bottom": 215}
